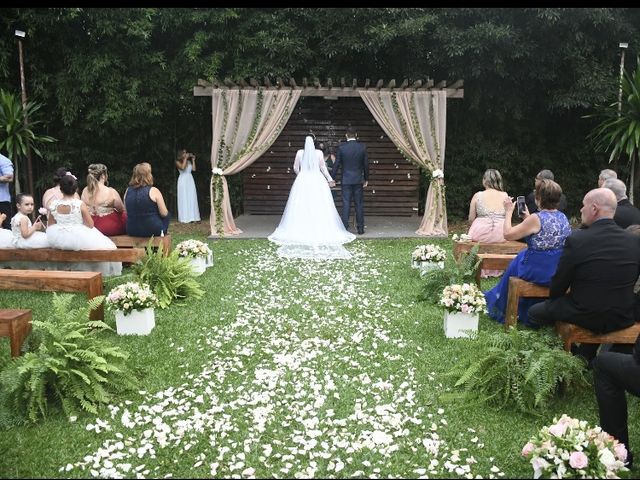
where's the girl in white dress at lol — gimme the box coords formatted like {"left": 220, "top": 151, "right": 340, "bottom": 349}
{"left": 268, "top": 135, "right": 355, "bottom": 259}
{"left": 47, "top": 173, "right": 122, "bottom": 277}
{"left": 11, "top": 193, "right": 49, "bottom": 248}
{"left": 176, "top": 149, "right": 201, "bottom": 223}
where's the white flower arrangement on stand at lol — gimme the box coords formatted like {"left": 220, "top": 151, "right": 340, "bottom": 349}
{"left": 175, "top": 239, "right": 213, "bottom": 275}
{"left": 521, "top": 414, "right": 629, "bottom": 479}
{"left": 439, "top": 283, "right": 486, "bottom": 338}
{"left": 106, "top": 282, "right": 159, "bottom": 335}
{"left": 411, "top": 244, "right": 447, "bottom": 275}
{"left": 451, "top": 233, "right": 472, "bottom": 242}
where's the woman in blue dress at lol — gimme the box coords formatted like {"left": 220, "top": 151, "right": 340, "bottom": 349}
{"left": 175, "top": 149, "right": 201, "bottom": 223}
{"left": 485, "top": 179, "right": 571, "bottom": 327}
{"left": 124, "top": 163, "right": 170, "bottom": 237}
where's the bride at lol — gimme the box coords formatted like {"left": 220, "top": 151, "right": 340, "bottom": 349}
{"left": 268, "top": 135, "right": 355, "bottom": 259}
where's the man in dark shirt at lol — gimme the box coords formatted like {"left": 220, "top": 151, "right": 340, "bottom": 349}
{"left": 603, "top": 178, "right": 640, "bottom": 229}
{"left": 525, "top": 169, "right": 568, "bottom": 217}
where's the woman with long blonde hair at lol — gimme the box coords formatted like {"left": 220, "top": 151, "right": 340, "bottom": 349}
{"left": 80, "top": 163, "right": 126, "bottom": 236}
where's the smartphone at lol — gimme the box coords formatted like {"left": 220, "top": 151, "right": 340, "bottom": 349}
{"left": 516, "top": 196, "right": 527, "bottom": 217}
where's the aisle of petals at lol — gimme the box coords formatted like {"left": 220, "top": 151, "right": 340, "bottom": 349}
{"left": 63, "top": 243, "right": 504, "bottom": 478}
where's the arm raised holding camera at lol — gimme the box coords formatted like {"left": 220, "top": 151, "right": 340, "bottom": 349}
{"left": 503, "top": 196, "right": 540, "bottom": 241}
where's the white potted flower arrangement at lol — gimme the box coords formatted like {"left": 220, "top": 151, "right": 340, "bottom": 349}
{"left": 411, "top": 244, "right": 447, "bottom": 274}
{"left": 451, "top": 233, "right": 472, "bottom": 242}
{"left": 175, "top": 239, "right": 213, "bottom": 275}
{"left": 106, "top": 282, "right": 159, "bottom": 335}
{"left": 521, "top": 414, "right": 629, "bottom": 479}
{"left": 439, "top": 282, "right": 486, "bottom": 338}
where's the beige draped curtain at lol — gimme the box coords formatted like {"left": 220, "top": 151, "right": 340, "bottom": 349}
{"left": 209, "top": 88, "right": 301, "bottom": 236}
{"left": 358, "top": 90, "right": 447, "bottom": 235}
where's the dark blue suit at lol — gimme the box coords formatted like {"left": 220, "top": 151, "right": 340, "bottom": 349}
{"left": 332, "top": 139, "right": 368, "bottom": 232}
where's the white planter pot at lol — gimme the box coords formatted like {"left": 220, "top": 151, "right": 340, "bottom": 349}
{"left": 205, "top": 252, "right": 214, "bottom": 268}
{"left": 115, "top": 308, "right": 155, "bottom": 335}
{"left": 444, "top": 310, "right": 479, "bottom": 339}
{"left": 190, "top": 256, "right": 207, "bottom": 275}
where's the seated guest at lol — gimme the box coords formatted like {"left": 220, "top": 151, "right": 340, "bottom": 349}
{"left": 42, "top": 166, "right": 80, "bottom": 210}
{"left": 124, "top": 162, "right": 170, "bottom": 237}
{"left": 603, "top": 178, "right": 640, "bottom": 229}
{"left": 528, "top": 188, "right": 640, "bottom": 366}
{"left": 81, "top": 163, "right": 126, "bottom": 236}
{"left": 11, "top": 193, "right": 48, "bottom": 248}
{"left": 592, "top": 333, "right": 640, "bottom": 468}
{"left": 47, "top": 173, "right": 121, "bottom": 277}
{"left": 467, "top": 169, "right": 509, "bottom": 277}
{"left": 598, "top": 168, "right": 617, "bottom": 187}
{"left": 525, "top": 169, "right": 568, "bottom": 216}
{"left": 485, "top": 179, "right": 571, "bottom": 327}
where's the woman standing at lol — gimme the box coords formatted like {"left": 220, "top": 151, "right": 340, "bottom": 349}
{"left": 175, "top": 149, "right": 201, "bottom": 223}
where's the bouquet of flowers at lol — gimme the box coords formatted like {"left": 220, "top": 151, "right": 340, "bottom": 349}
{"left": 451, "top": 233, "right": 472, "bottom": 242}
{"left": 412, "top": 244, "right": 447, "bottom": 263}
{"left": 175, "top": 239, "right": 213, "bottom": 259}
{"left": 440, "top": 283, "right": 487, "bottom": 314}
{"left": 106, "top": 282, "right": 158, "bottom": 315}
{"left": 522, "top": 414, "right": 629, "bottom": 479}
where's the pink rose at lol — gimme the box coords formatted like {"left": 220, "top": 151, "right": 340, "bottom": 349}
{"left": 521, "top": 442, "right": 535, "bottom": 457}
{"left": 614, "top": 442, "right": 628, "bottom": 462}
{"left": 569, "top": 451, "right": 588, "bottom": 469}
{"left": 549, "top": 422, "right": 568, "bottom": 437}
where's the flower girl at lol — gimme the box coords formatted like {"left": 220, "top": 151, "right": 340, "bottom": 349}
{"left": 11, "top": 193, "right": 49, "bottom": 248}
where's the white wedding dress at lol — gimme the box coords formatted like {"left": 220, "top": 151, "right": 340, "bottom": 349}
{"left": 268, "top": 136, "right": 355, "bottom": 259}
{"left": 177, "top": 160, "right": 201, "bottom": 223}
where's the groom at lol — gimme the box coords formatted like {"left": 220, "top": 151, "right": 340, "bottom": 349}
{"left": 332, "top": 127, "right": 369, "bottom": 234}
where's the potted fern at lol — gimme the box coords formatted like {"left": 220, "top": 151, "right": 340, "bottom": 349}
{"left": 174, "top": 239, "right": 213, "bottom": 275}
{"left": 106, "top": 282, "right": 159, "bottom": 335}
{"left": 439, "top": 282, "right": 486, "bottom": 338}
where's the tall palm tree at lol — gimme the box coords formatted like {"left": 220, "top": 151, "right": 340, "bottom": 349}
{"left": 588, "top": 58, "right": 640, "bottom": 202}
{"left": 0, "top": 89, "right": 56, "bottom": 195}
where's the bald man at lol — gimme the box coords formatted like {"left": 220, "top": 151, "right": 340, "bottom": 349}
{"left": 528, "top": 188, "right": 640, "bottom": 365}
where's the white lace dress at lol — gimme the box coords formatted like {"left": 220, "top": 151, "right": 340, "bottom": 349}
{"left": 11, "top": 212, "right": 49, "bottom": 248}
{"left": 177, "top": 160, "right": 201, "bottom": 223}
{"left": 268, "top": 138, "right": 355, "bottom": 259}
{"left": 46, "top": 198, "right": 122, "bottom": 276}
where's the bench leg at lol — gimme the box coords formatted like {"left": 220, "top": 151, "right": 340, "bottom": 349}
{"left": 9, "top": 312, "right": 32, "bottom": 357}
{"left": 505, "top": 282, "right": 519, "bottom": 329}
{"left": 475, "top": 267, "right": 482, "bottom": 287}
{"left": 87, "top": 276, "right": 104, "bottom": 321}
{"left": 563, "top": 336, "right": 572, "bottom": 352}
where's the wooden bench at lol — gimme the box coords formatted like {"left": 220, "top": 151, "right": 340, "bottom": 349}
{"left": 475, "top": 253, "right": 516, "bottom": 286}
{"left": 0, "top": 270, "right": 103, "bottom": 320}
{"left": 0, "top": 309, "right": 32, "bottom": 357}
{"left": 0, "top": 247, "right": 145, "bottom": 264}
{"left": 555, "top": 321, "right": 640, "bottom": 352}
{"left": 109, "top": 234, "right": 171, "bottom": 255}
{"left": 453, "top": 240, "right": 527, "bottom": 261}
{"left": 505, "top": 277, "right": 550, "bottom": 328}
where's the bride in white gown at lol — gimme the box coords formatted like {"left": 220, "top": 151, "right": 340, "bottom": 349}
{"left": 268, "top": 135, "right": 355, "bottom": 259}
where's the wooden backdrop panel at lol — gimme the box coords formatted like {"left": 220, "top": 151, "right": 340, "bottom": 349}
{"left": 243, "top": 96, "right": 420, "bottom": 216}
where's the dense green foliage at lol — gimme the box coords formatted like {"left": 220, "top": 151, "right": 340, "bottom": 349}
{"left": 445, "top": 327, "right": 590, "bottom": 414}
{"left": 0, "top": 8, "right": 638, "bottom": 218}
{"left": 132, "top": 243, "right": 205, "bottom": 308}
{"left": 0, "top": 294, "right": 136, "bottom": 424}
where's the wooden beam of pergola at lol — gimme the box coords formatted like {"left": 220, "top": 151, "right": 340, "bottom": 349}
{"left": 194, "top": 77, "right": 464, "bottom": 98}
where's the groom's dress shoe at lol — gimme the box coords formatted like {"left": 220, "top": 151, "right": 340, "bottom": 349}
{"left": 357, "top": 229, "right": 364, "bottom": 235}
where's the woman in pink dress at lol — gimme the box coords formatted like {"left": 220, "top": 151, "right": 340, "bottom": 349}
{"left": 467, "top": 169, "right": 509, "bottom": 277}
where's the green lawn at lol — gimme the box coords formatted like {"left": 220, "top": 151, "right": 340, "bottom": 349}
{"left": 0, "top": 236, "right": 637, "bottom": 478}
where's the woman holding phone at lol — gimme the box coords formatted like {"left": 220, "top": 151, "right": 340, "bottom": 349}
{"left": 484, "top": 178, "right": 571, "bottom": 327}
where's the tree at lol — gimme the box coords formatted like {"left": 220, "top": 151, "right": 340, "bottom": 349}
{"left": 588, "top": 58, "right": 640, "bottom": 202}
{"left": 0, "top": 89, "right": 55, "bottom": 194}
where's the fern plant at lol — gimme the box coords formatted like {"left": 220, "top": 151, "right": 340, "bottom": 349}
{"left": 421, "top": 244, "right": 481, "bottom": 303}
{"left": 443, "top": 327, "right": 589, "bottom": 415}
{"left": 132, "top": 243, "right": 205, "bottom": 308}
{"left": 0, "top": 294, "right": 137, "bottom": 423}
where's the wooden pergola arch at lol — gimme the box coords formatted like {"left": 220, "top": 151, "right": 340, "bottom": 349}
{"left": 194, "top": 77, "right": 463, "bottom": 236}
